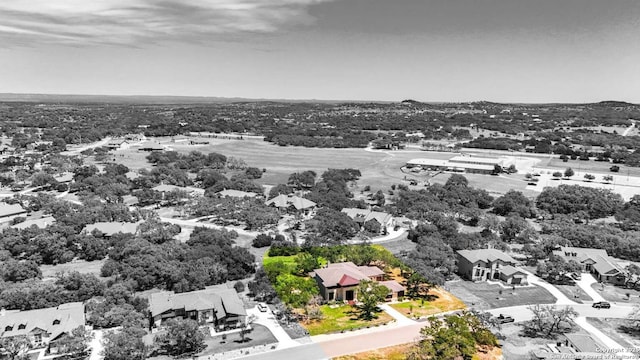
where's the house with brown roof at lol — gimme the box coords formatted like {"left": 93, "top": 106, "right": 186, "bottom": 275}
{"left": 148, "top": 287, "right": 246, "bottom": 330}
{"left": 341, "top": 208, "right": 395, "bottom": 235}
{"left": 311, "top": 262, "right": 405, "bottom": 302}
{"left": 266, "top": 194, "right": 317, "bottom": 216}
{"left": 0, "top": 302, "right": 85, "bottom": 356}
{"left": 552, "top": 246, "right": 626, "bottom": 285}
{"left": 457, "top": 249, "right": 527, "bottom": 285}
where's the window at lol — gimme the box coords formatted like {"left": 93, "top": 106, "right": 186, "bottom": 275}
{"left": 18, "top": 324, "right": 26, "bottom": 330}
{"left": 4, "top": 326, "right": 12, "bottom": 332}
{"left": 52, "top": 319, "right": 61, "bottom": 325}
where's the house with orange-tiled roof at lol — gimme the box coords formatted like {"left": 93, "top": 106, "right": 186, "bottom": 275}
{"left": 311, "top": 262, "right": 404, "bottom": 302}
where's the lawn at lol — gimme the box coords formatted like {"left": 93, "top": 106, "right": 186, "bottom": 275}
{"left": 197, "top": 324, "right": 278, "bottom": 357}
{"left": 390, "top": 287, "right": 466, "bottom": 318}
{"left": 591, "top": 283, "right": 640, "bottom": 304}
{"left": 40, "top": 259, "right": 106, "bottom": 280}
{"left": 586, "top": 317, "right": 640, "bottom": 348}
{"left": 446, "top": 280, "right": 556, "bottom": 310}
{"left": 498, "top": 323, "right": 553, "bottom": 359}
{"left": 553, "top": 283, "right": 592, "bottom": 303}
{"left": 333, "top": 343, "right": 412, "bottom": 360}
{"left": 301, "top": 304, "right": 394, "bottom": 336}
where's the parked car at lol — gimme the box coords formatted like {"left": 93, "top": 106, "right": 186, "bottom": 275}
{"left": 570, "top": 272, "right": 581, "bottom": 280}
{"left": 497, "top": 314, "right": 515, "bottom": 323}
{"left": 257, "top": 303, "right": 268, "bottom": 312}
{"left": 592, "top": 301, "right": 611, "bottom": 309}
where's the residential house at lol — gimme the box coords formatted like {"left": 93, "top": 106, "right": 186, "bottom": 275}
{"left": 148, "top": 287, "right": 246, "bottom": 330}
{"left": 266, "top": 194, "right": 316, "bottom": 216}
{"left": 311, "top": 262, "right": 404, "bottom": 302}
{"left": 341, "top": 208, "right": 395, "bottom": 234}
{"left": 552, "top": 246, "right": 626, "bottom": 285}
{"left": 456, "top": 249, "right": 527, "bottom": 285}
{"left": 0, "top": 302, "right": 85, "bottom": 357}
{"left": 53, "top": 172, "right": 74, "bottom": 184}
{"left": 82, "top": 221, "right": 142, "bottom": 237}
{"left": 10, "top": 215, "right": 56, "bottom": 230}
{"left": 0, "top": 203, "right": 27, "bottom": 220}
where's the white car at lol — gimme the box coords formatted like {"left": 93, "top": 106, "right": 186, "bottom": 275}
{"left": 257, "top": 303, "right": 268, "bottom": 312}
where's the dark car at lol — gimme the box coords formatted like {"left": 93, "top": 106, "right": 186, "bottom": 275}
{"left": 592, "top": 301, "right": 611, "bottom": 309}
{"left": 497, "top": 314, "right": 515, "bottom": 323}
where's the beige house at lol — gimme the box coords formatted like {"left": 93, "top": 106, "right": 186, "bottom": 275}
{"left": 0, "top": 302, "right": 85, "bottom": 357}
{"left": 311, "top": 262, "right": 405, "bottom": 302}
{"left": 552, "top": 246, "right": 626, "bottom": 285}
{"left": 148, "top": 287, "right": 246, "bottom": 330}
{"left": 457, "top": 249, "right": 527, "bottom": 285}
{"left": 341, "top": 208, "right": 395, "bottom": 234}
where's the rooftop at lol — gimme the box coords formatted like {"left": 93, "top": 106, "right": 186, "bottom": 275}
{"left": 457, "top": 249, "right": 517, "bottom": 264}
{"left": 0, "top": 302, "right": 85, "bottom": 341}
{"left": 148, "top": 287, "right": 246, "bottom": 319}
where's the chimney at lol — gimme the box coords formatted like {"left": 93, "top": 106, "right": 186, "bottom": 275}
{"left": 1, "top": 308, "right": 6, "bottom": 317}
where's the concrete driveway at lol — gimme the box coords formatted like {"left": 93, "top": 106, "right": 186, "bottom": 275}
{"left": 574, "top": 273, "right": 606, "bottom": 302}
{"left": 246, "top": 305, "right": 301, "bottom": 350}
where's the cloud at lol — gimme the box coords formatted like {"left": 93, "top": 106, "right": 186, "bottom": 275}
{"left": 0, "top": 0, "right": 336, "bottom": 46}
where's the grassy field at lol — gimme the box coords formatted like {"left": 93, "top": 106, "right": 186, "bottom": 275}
{"left": 586, "top": 317, "right": 639, "bottom": 348}
{"left": 40, "top": 259, "right": 105, "bottom": 280}
{"left": 591, "top": 283, "right": 640, "bottom": 303}
{"left": 333, "top": 343, "right": 412, "bottom": 360}
{"left": 301, "top": 304, "right": 394, "bottom": 335}
{"left": 446, "top": 281, "right": 556, "bottom": 310}
{"left": 390, "top": 287, "right": 467, "bottom": 318}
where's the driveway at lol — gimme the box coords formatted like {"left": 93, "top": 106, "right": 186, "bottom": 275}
{"left": 575, "top": 273, "right": 606, "bottom": 302}
{"left": 575, "top": 317, "right": 637, "bottom": 358}
{"left": 246, "top": 306, "right": 301, "bottom": 350}
{"left": 89, "top": 329, "right": 104, "bottom": 360}
{"left": 378, "top": 303, "right": 416, "bottom": 326}
{"left": 521, "top": 270, "right": 576, "bottom": 305}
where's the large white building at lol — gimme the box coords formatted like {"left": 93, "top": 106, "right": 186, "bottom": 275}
{"left": 406, "top": 155, "right": 511, "bottom": 174}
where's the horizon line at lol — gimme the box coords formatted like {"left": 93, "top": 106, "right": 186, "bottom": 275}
{"left": 0, "top": 92, "right": 637, "bottom": 106}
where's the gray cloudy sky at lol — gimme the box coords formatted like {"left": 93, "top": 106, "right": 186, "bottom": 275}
{"left": 0, "top": 0, "right": 638, "bottom": 102}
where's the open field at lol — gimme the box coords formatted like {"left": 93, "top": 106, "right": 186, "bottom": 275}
{"left": 446, "top": 280, "right": 557, "bottom": 310}
{"left": 113, "top": 138, "right": 540, "bottom": 196}
{"left": 332, "top": 343, "right": 412, "bottom": 360}
{"left": 40, "top": 259, "right": 105, "bottom": 280}
{"left": 198, "top": 324, "right": 278, "bottom": 357}
{"left": 301, "top": 304, "right": 394, "bottom": 336}
{"left": 591, "top": 283, "right": 640, "bottom": 304}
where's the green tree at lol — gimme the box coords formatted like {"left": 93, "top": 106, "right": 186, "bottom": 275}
{"left": 154, "top": 318, "right": 205, "bottom": 356}
{"left": 102, "top": 324, "right": 147, "bottom": 360}
{"left": 407, "top": 315, "right": 476, "bottom": 360}
{"left": 356, "top": 280, "right": 389, "bottom": 320}
{"left": 564, "top": 167, "right": 574, "bottom": 178}
{"left": 0, "top": 335, "right": 31, "bottom": 360}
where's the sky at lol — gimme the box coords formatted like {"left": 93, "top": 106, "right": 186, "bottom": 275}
{"left": 0, "top": 0, "right": 639, "bottom": 103}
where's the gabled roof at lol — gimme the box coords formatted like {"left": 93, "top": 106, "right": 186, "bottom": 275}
{"left": 53, "top": 172, "right": 74, "bottom": 183}
{"left": 265, "top": 194, "right": 289, "bottom": 208}
{"left": 152, "top": 184, "right": 205, "bottom": 196}
{"left": 379, "top": 280, "right": 405, "bottom": 293}
{"left": 0, "top": 302, "right": 84, "bottom": 341}
{"left": 457, "top": 249, "right": 517, "bottom": 264}
{"left": 10, "top": 215, "right": 56, "bottom": 230}
{"left": 564, "top": 333, "right": 604, "bottom": 353}
{"left": 341, "top": 208, "right": 393, "bottom": 225}
{"left": 83, "top": 221, "right": 142, "bottom": 236}
{"left": 266, "top": 195, "right": 316, "bottom": 210}
{"left": 592, "top": 255, "right": 623, "bottom": 275}
{"left": 500, "top": 265, "right": 527, "bottom": 277}
{"left": 552, "top": 246, "right": 608, "bottom": 264}
{"left": 148, "top": 287, "right": 246, "bottom": 319}
{"left": 0, "top": 203, "right": 27, "bottom": 218}
{"left": 312, "top": 262, "right": 384, "bottom": 288}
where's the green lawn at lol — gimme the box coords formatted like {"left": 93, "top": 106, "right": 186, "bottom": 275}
{"left": 390, "top": 287, "right": 466, "bottom": 318}
{"left": 447, "top": 281, "right": 556, "bottom": 310}
{"left": 302, "top": 304, "right": 394, "bottom": 336}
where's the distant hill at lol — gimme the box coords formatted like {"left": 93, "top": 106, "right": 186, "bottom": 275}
{"left": 593, "top": 100, "right": 638, "bottom": 107}
{"left": 0, "top": 93, "right": 390, "bottom": 105}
